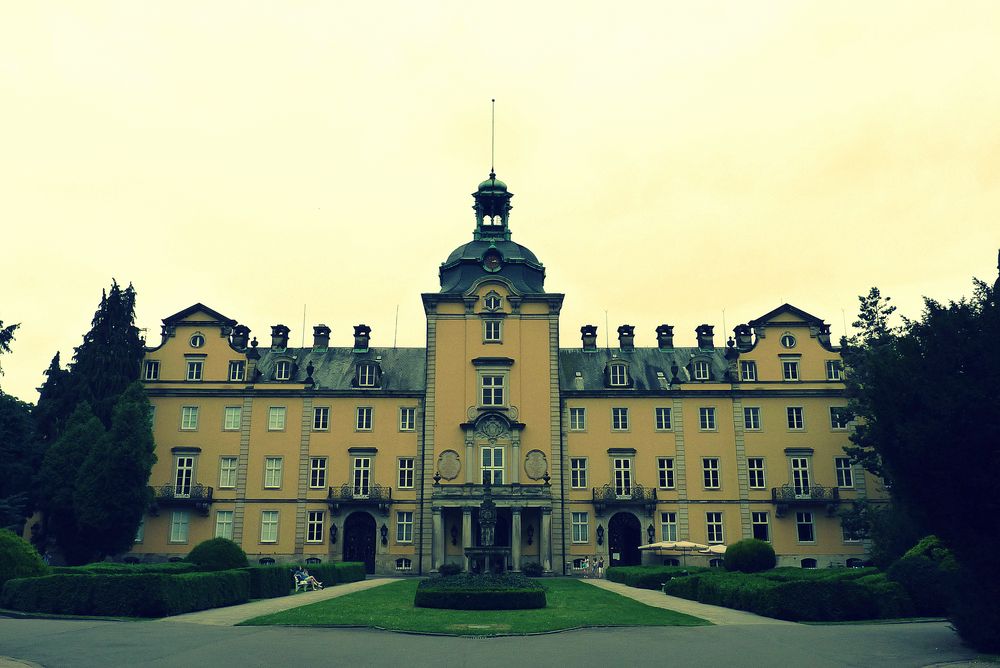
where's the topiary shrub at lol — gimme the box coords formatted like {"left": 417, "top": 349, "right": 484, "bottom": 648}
{"left": 185, "top": 538, "right": 248, "bottom": 571}
{"left": 521, "top": 562, "right": 544, "bottom": 577}
{"left": 887, "top": 555, "right": 952, "bottom": 616}
{"left": 437, "top": 563, "right": 462, "bottom": 576}
{"left": 0, "top": 529, "right": 48, "bottom": 589}
{"left": 724, "top": 539, "right": 776, "bottom": 573}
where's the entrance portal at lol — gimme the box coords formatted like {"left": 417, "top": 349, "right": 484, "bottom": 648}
{"left": 343, "top": 511, "right": 376, "bottom": 574}
{"left": 608, "top": 512, "right": 641, "bottom": 567}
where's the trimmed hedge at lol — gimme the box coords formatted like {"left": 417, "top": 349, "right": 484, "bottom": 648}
{"left": 186, "top": 538, "right": 248, "bottom": 571}
{"left": 607, "top": 565, "right": 709, "bottom": 590}
{"left": 0, "top": 529, "right": 48, "bottom": 589}
{"left": 724, "top": 539, "right": 776, "bottom": 573}
{"left": 521, "top": 562, "right": 544, "bottom": 577}
{"left": 244, "top": 562, "right": 366, "bottom": 599}
{"left": 438, "top": 563, "right": 462, "bottom": 576}
{"left": 887, "top": 555, "right": 952, "bottom": 616}
{"left": 415, "top": 573, "right": 546, "bottom": 610}
{"left": 51, "top": 562, "right": 201, "bottom": 576}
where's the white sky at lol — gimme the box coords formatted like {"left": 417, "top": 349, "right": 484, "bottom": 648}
{"left": 2, "top": 1, "right": 998, "bottom": 402}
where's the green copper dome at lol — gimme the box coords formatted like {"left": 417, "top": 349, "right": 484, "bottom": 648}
{"left": 477, "top": 176, "right": 508, "bottom": 192}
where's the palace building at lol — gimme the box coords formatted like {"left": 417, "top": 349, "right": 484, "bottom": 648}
{"left": 130, "top": 171, "right": 881, "bottom": 574}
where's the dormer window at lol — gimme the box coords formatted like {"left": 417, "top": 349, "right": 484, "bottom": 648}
{"left": 275, "top": 360, "right": 292, "bottom": 381}
{"left": 484, "top": 293, "right": 502, "bottom": 311}
{"left": 357, "top": 362, "right": 380, "bottom": 388}
{"left": 608, "top": 363, "right": 629, "bottom": 387}
{"left": 694, "top": 360, "right": 711, "bottom": 381}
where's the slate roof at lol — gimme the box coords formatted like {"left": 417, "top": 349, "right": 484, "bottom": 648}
{"left": 253, "top": 346, "right": 426, "bottom": 392}
{"left": 558, "top": 347, "right": 731, "bottom": 392}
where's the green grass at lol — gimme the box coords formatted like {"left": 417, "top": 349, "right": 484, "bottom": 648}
{"left": 241, "top": 578, "right": 709, "bottom": 635}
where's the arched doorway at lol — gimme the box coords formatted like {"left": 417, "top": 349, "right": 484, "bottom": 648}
{"left": 608, "top": 512, "right": 641, "bottom": 567}
{"left": 343, "top": 511, "right": 376, "bottom": 574}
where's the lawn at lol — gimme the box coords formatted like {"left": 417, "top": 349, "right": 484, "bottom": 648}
{"left": 241, "top": 578, "right": 709, "bottom": 635}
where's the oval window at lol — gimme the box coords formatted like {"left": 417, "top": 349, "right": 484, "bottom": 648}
{"left": 780, "top": 333, "right": 796, "bottom": 348}
{"left": 190, "top": 333, "right": 206, "bottom": 348}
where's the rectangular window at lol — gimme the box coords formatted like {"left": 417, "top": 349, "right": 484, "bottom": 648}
{"left": 481, "top": 446, "right": 504, "bottom": 485}
{"left": 309, "top": 457, "right": 327, "bottom": 489}
{"left": 751, "top": 511, "right": 770, "bottom": 542}
{"left": 660, "top": 511, "right": 678, "bottom": 541}
{"left": 655, "top": 407, "right": 672, "bottom": 431}
{"left": 481, "top": 375, "right": 505, "bottom": 406}
{"left": 740, "top": 360, "right": 757, "bottom": 382}
{"left": 186, "top": 360, "right": 203, "bottom": 381}
{"left": 228, "top": 360, "right": 246, "bottom": 382}
{"left": 143, "top": 360, "right": 160, "bottom": 381}
{"left": 786, "top": 406, "right": 804, "bottom": 430}
{"left": 706, "top": 512, "right": 724, "bottom": 544}
{"left": 399, "top": 407, "right": 416, "bottom": 431}
{"left": 223, "top": 406, "right": 242, "bottom": 431}
{"left": 398, "top": 458, "right": 414, "bottom": 489}
{"left": 358, "top": 363, "right": 376, "bottom": 387}
{"left": 275, "top": 360, "right": 291, "bottom": 381}
{"left": 796, "top": 511, "right": 815, "bottom": 542}
{"left": 352, "top": 457, "right": 372, "bottom": 497}
{"left": 609, "top": 364, "right": 628, "bottom": 387}
{"left": 743, "top": 406, "right": 761, "bottom": 431}
{"left": 174, "top": 456, "right": 194, "bottom": 497}
{"left": 356, "top": 406, "right": 373, "bottom": 431}
{"left": 181, "top": 406, "right": 199, "bottom": 431}
{"left": 396, "top": 511, "right": 413, "bottom": 543}
{"left": 483, "top": 320, "right": 502, "bottom": 343}
{"left": 830, "top": 407, "right": 849, "bottom": 430}
{"left": 260, "top": 510, "right": 279, "bottom": 543}
{"left": 657, "top": 457, "right": 675, "bottom": 489}
{"left": 306, "top": 510, "right": 324, "bottom": 543}
{"left": 570, "top": 458, "right": 587, "bottom": 488}
{"left": 747, "top": 457, "right": 766, "bottom": 489}
{"left": 843, "top": 521, "right": 863, "bottom": 543}
{"left": 569, "top": 407, "right": 586, "bottom": 431}
{"left": 572, "top": 512, "right": 589, "bottom": 543}
{"left": 313, "top": 406, "right": 330, "bottom": 431}
{"left": 782, "top": 360, "right": 800, "bottom": 381}
{"left": 694, "top": 360, "right": 710, "bottom": 380}
{"left": 703, "top": 457, "right": 720, "bottom": 489}
{"left": 219, "top": 456, "right": 238, "bottom": 488}
{"left": 699, "top": 407, "right": 716, "bottom": 431}
{"left": 826, "top": 360, "right": 844, "bottom": 381}
{"left": 268, "top": 406, "right": 286, "bottom": 431}
{"left": 791, "top": 457, "right": 811, "bottom": 496}
{"left": 264, "top": 456, "right": 283, "bottom": 489}
{"left": 613, "top": 458, "right": 632, "bottom": 497}
{"left": 611, "top": 407, "right": 629, "bottom": 431}
{"left": 835, "top": 457, "right": 854, "bottom": 488}
{"left": 215, "top": 510, "right": 234, "bottom": 540}
{"left": 169, "top": 511, "right": 190, "bottom": 543}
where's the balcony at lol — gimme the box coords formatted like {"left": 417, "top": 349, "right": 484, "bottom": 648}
{"left": 592, "top": 484, "right": 657, "bottom": 516}
{"left": 327, "top": 483, "right": 393, "bottom": 516}
{"left": 770, "top": 484, "right": 840, "bottom": 517}
{"left": 149, "top": 483, "right": 214, "bottom": 516}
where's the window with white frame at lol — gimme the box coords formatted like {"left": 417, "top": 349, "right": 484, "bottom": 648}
{"left": 356, "top": 406, "right": 373, "bottom": 431}
{"left": 480, "top": 374, "right": 505, "bottom": 406}
{"left": 780, "top": 333, "right": 796, "bottom": 348}
{"left": 791, "top": 457, "right": 811, "bottom": 496}
{"left": 661, "top": 511, "right": 678, "bottom": 541}
{"left": 787, "top": 406, "right": 804, "bottom": 430}
{"left": 655, "top": 407, "right": 672, "bottom": 431}
{"left": 706, "top": 512, "right": 724, "bottom": 544}
{"left": 396, "top": 511, "right": 413, "bottom": 543}
{"left": 264, "top": 457, "right": 283, "bottom": 489}
{"left": 398, "top": 407, "right": 416, "bottom": 431}
{"left": 835, "top": 457, "right": 854, "bottom": 488}
{"left": 186, "top": 360, "right": 203, "bottom": 381}
{"left": 699, "top": 407, "right": 717, "bottom": 431}
{"left": 613, "top": 458, "right": 633, "bottom": 497}
{"left": 740, "top": 360, "right": 757, "bottom": 382}
{"left": 570, "top": 458, "right": 587, "bottom": 488}
{"left": 229, "top": 360, "right": 246, "bottom": 382}
{"left": 268, "top": 406, "right": 286, "bottom": 431}
{"left": 181, "top": 406, "right": 199, "bottom": 431}
{"left": 842, "top": 519, "right": 863, "bottom": 543}
{"left": 747, "top": 457, "right": 766, "bottom": 489}
{"left": 358, "top": 363, "right": 377, "bottom": 387}
{"left": 223, "top": 406, "right": 241, "bottom": 431}
{"left": 352, "top": 457, "right": 371, "bottom": 497}
{"left": 611, "top": 407, "right": 629, "bottom": 431}
{"left": 782, "top": 360, "right": 800, "bottom": 381}
{"left": 215, "top": 510, "right": 234, "bottom": 539}
{"left": 751, "top": 511, "right": 770, "bottom": 541}
{"left": 190, "top": 333, "right": 205, "bottom": 348}
{"left": 830, "top": 407, "right": 849, "bottom": 430}
{"left": 572, "top": 512, "right": 589, "bottom": 543}
{"left": 796, "top": 511, "right": 815, "bottom": 542}
{"left": 657, "top": 457, "right": 675, "bottom": 489}
{"left": 398, "top": 458, "right": 414, "bottom": 489}
{"left": 483, "top": 319, "right": 502, "bottom": 343}
{"left": 307, "top": 510, "right": 324, "bottom": 543}
{"left": 481, "top": 446, "right": 504, "bottom": 485}
{"left": 826, "top": 360, "right": 844, "bottom": 381}
{"left": 143, "top": 360, "right": 160, "bottom": 381}
{"left": 174, "top": 456, "right": 194, "bottom": 497}
{"left": 569, "top": 407, "right": 586, "bottom": 431}
{"left": 260, "top": 510, "right": 279, "bottom": 543}
{"left": 743, "top": 406, "right": 761, "bottom": 431}
{"left": 396, "top": 557, "right": 413, "bottom": 571}
{"left": 219, "top": 456, "right": 238, "bottom": 488}
{"left": 169, "top": 511, "right": 190, "bottom": 543}
{"left": 275, "top": 360, "right": 292, "bottom": 381}
{"left": 484, "top": 293, "right": 502, "bottom": 311}
{"left": 309, "top": 457, "right": 327, "bottom": 489}
{"left": 609, "top": 363, "right": 628, "bottom": 387}
{"left": 694, "top": 360, "right": 710, "bottom": 381}
{"left": 703, "top": 457, "right": 720, "bottom": 489}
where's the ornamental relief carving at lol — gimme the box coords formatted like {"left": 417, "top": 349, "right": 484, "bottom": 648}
{"left": 438, "top": 450, "right": 461, "bottom": 480}
{"left": 474, "top": 415, "right": 510, "bottom": 443}
{"left": 524, "top": 450, "right": 548, "bottom": 480}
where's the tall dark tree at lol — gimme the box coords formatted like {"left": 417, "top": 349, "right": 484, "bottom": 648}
{"left": 33, "top": 353, "right": 75, "bottom": 446}
{"left": 0, "top": 392, "right": 37, "bottom": 531}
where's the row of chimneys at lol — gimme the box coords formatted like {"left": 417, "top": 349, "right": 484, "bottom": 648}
{"left": 231, "top": 324, "right": 373, "bottom": 351}
{"left": 581, "top": 323, "right": 831, "bottom": 351}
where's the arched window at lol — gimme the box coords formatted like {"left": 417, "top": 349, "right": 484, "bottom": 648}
{"left": 306, "top": 557, "right": 322, "bottom": 565}
{"left": 259, "top": 557, "right": 276, "bottom": 565}
{"left": 800, "top": 558, "right": 817, "bottom": 569}
{"left": 663, "top": 558, "right": 680, "bottom": 567}
{"left": 709, "top": 558, "right": 724, "bottom": 568}
{"left": 846, "top": 558, "right": 863, "bottom": 568}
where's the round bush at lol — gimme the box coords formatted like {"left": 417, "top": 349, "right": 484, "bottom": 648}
{"left": 185, "top": 538, "right": 248, "bottom": 571}
{"left": 724, "top": 539, "right": 776, "bottom": 573}
{"left": 437, "top": 562, "right": 462, "bottom": 577}
{"left": 521, "top": 561, "right": 544, "bottom": 577}
{"left": 887, "top": 555, "right": 951, "bottom": 615}
{"left": 0, "top": 529, "right": 48, "bottom": 588}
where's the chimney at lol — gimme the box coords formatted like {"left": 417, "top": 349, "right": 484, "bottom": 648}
{"left": 655, "top": 324, "right": 674, "bottom": 349}
{"left": 617, "top": 325, "right": 635, "bottom": 351}
{"left": 231, "top": 325, "right": 250, "bottom": 349}
{"left": 270, "top": 324, "right": 289, "bottom": 349}
{"left": 581, "top": 325, "right": 598, "bottom": 352}
{"left": 313, "top": 324, "right": 331, "bottom": 349}
{"left": 353, "top": 324, "right": 371, "bottom": 352}
{"left": 696, "top": 324, "right": 715, "bottom": 349}
{"left": 734, "top": 324, "right": 753, "bottom": 350}
{"left": 817, "top": 323, "right": 831, "bottom": 347}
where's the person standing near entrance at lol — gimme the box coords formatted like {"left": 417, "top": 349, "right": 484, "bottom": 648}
{"left": 597, "top": 556, "right": 605, "bottom": 579}
{"left": 591, "top": 555, "right": 599, "bottom": 578}
{"left": 581, "top": 556, "right": 590, "bottom": 577}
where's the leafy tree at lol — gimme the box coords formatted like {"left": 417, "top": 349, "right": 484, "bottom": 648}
{"left": 0, "top": 320, "right": 17, "bottom": 372}
{"left": 0, "top": 392, "right": 39, "bottom": 531}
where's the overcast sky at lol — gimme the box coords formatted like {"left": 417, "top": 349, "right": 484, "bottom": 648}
{"left": 2, "top": 2, "right": 998, "bottom": 403}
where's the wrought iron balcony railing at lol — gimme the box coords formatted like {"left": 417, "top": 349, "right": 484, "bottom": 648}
{"left": 770, "top": 484, "right": 840, "bottom": 517}
{"left": 149, "top": 483, "right": 214, "bottom": 516}
{"left": 592, "top": 483, "right": 657, "bottom": 516}
{"left": 327, "top": 483, "right": 393, "bottom": 516}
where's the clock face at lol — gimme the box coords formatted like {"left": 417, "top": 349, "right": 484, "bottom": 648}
{"left": 483, "top": 252, "right": 502, "bottom": 271}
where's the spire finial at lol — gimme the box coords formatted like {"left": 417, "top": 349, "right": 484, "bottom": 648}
{"left": 490, "top": 98, "right": 496, "bottom": 178}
